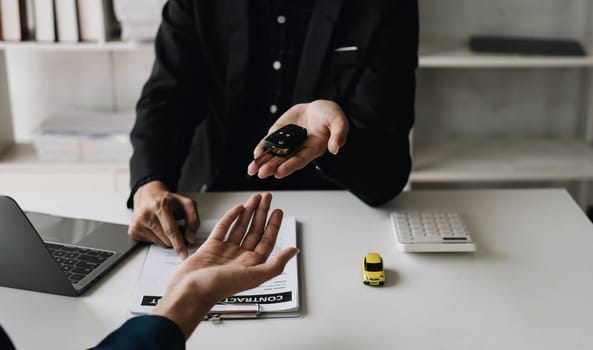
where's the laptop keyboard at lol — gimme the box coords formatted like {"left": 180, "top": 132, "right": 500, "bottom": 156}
{"left": 45, "top": 242, "right": 114, "bottom": 284}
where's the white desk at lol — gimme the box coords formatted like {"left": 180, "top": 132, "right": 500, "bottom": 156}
{"left": 1, "top": 189, "right": 593, "bottom": 349}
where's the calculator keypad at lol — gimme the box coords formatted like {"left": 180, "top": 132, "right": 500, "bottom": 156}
{"left": 391, "top": 211, "right": 476, "bottom": 252}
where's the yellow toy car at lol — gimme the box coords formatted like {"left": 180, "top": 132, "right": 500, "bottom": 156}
{"left": 362, "top": 252, "right": 385, "bottom": 286}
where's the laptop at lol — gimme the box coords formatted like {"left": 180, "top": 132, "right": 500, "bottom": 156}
{"left": 0, "top": 195, "right": 139, "bottom": 296}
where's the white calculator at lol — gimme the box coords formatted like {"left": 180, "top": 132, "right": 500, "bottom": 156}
{"left": 390, "top": 211, "right": 476, "bottom": 252}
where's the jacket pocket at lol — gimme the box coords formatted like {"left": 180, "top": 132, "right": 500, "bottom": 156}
{"left": 319, "top": 49, "right": 364, "bottom": 101}
{"left": 325, "top": 48, "right": 362, "bottom": 68}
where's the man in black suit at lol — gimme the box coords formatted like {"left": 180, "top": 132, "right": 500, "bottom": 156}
{"left": 128, "top": 0, "right": 418, "bottom": 258}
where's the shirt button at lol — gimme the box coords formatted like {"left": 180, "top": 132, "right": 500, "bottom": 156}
{"left": 272, "top": 60, "right": 282, "bottom": 70}
{"left": 270, "top": 104, "right": 278, "bottom": 114}
{"left": 277, "top": 15, "right": 286, "bottom": 24}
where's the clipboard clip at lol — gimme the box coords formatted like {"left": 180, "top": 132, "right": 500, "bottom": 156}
{"left": 205, "top": 303, "right": 261, "bottom": 323}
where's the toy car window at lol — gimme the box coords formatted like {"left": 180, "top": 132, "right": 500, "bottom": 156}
{"left": 365, "top": 262, "right": 383, "bottom": 271}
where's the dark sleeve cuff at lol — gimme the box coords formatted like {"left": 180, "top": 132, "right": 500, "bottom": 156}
{"left": 126, "top": 175, "right": 165, "bottom": 209}
{"left": 0, "top": 325, "right": 16, "bottom": 350}
{"left": 91, "top": 315, "right": 185, "bottom": 350}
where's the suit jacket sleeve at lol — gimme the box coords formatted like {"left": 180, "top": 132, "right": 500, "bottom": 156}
{"left": 129, "top": 0, "right": 207, "bottom": 191}
{"left": 315, "top": 0, "right": 418, "bottom": 206}
{"left": 0, "top": 325, "right": 16, "bottom": 350}
{"left": 91, "top": 315, "right": 185, "bottom": 350}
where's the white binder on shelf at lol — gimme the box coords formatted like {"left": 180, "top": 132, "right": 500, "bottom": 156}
{"left": 34, "top": 0, "right": 56, "bottom": 42}
{"left": 1, "top": 0, "right": 24, "bottom": 41}
{"left": 77, "top": 0, "right": 118, "bottom": 42}
{"left": 55, "top": 0, "right": 78, "bottom": 42}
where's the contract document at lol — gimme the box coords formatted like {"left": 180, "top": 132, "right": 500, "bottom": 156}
{"left": 129, "top": 217, "right": 301, "bottom": 319}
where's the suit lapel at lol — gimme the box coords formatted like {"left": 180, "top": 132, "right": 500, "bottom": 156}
{"left": 223, "top": 0, "right": 250, "bottom": 118}
{"left": 294, "top": 0, "right": 344, "bottom": 102}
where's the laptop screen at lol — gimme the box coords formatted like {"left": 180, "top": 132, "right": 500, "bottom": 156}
{"left": 25, "top": 211, "right": 104, "bottom": 246}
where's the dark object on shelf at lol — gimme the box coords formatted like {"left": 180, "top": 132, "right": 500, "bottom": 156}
{"left": 469, "top": 35, "right": 586, "bottom": 56}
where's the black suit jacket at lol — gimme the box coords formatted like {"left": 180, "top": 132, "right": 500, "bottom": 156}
{"left": 130, "top": 0, "right": 418, "bottom": 206}
{"left": 1, "top": 316, "right": 185, "bottom": 350}
{"left": 92, "top": 316, "right": 185, "bottom": 350}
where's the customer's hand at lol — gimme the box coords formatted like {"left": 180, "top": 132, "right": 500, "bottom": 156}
{"left": 153, "top": 193, "right": 298, "bottom": 338}
{"left": 247, "top": 99, "right": 349, "bottom": 179}
{"left": 128, "top": 181, "right": 200, "bottom": 260}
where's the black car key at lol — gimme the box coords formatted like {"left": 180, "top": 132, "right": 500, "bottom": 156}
{"left": 261, "top": 124, "right": 307, "bottom": 157}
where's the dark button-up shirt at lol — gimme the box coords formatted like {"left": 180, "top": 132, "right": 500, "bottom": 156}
{"left": 203, "top": 0, "right": 339, "bottom": 192}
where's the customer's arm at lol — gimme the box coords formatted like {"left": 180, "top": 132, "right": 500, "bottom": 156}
{"left": 93, "top": 193, "right": 298, "bottom": 349}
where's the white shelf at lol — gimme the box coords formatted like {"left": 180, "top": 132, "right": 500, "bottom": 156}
{"left": 419, "top": 43, "right": 593, "bottom": 68}
{"left": 411, "top": 139, "right": 593, "bottom": 182}
{"left": 0, "top": 143, "right": 130, "bottom": 193}
{"left": 0, "top": 41, "right": 153, "bottom": 52}
{"left": 0, "top": 143, "right": 127, "bottom": 170}
{"left": 9, "top": 139, "right": 591, "bottom": 188}
{"left": 2, "top": 40, "right": 592, "bottom": 67}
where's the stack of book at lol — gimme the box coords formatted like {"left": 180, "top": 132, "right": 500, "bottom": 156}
{"left": 113, "top": 0, "right": 166, "bottom": 42}
{"left": 33, "top": 110, "right": 135, "bottom": 162}
{"left": 0, "top": 0, "right": 120, "bottom": 43}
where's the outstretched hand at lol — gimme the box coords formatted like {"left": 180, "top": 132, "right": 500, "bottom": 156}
{"left": 153, "top": 193, "right": 298, "bottom": 338}
{"left": 247, "top": 99, "right": 349, "bottom": 179}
